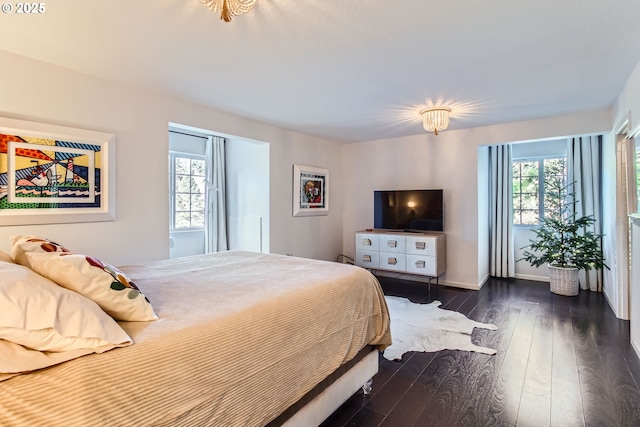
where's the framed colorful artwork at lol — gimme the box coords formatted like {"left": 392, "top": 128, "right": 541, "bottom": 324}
{"left": 293, "top": 164, "right": 329, "bottom": 217}
{"left": 0, "top": 117, "right": 116, "bottom": 225}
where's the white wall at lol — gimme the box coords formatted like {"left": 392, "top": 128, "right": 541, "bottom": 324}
{"left": 0, "top": 50, "right": 344, "bottom": 265}
{"left": 226, "top": 138, "right": 269, "bottom": 252}
{"left": 342, "top": 110, "right": 612, "bottom": 289}
{"left": 613, "top": 57, "right": 640, "bottom": 349}
{"left": 601, "top": 132, "right": 621, "bottom": 316}
{"left": 631, "top": 218, "right": 640, "bottom": 357}
{"left": 269, "top": 136, "right": 344, "bottom": 261}
{"left": 614, "top": 58, "right": 640, "bottom": 135}
{"left": 476, "top": 147, "right": 489, "bottom": 285}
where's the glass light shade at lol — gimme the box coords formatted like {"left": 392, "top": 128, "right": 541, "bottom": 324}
{"left": 200, "top": 0, "right": 258, "bottom": 22}
{"left": 420, "top": 108, "right": 451, "bottom": 135}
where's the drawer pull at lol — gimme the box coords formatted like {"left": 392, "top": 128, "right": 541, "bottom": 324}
{"left": 415, "top": 242, "right": 426, "bottom": 250}
{"left": 362, "top": 238, "right": 372, "bottom": 246}
{"left": 388, "top": 257, "right": 397, "bottom": 265}
{"left": 415, "top": 260, "right": 426, "bottom": 268}
{"left": 363, "top": 255, "right": 372, "bottom": 263}
{"left": 387, "top": 240, "right": 397, "bottom": 248}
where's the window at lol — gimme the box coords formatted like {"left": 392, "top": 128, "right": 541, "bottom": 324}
{"left": 512, "top": 156, "right": 567, "bottom": 225}
{"left": 169, "top": 153, "right": 206, "bottom": 230}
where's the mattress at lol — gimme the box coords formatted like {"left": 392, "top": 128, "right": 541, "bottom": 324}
{"left": 0, "top": 251, "right": 391, "bottom": 427}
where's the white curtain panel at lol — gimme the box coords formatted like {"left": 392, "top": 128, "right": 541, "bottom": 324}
{"left": 568, "top": 135, "right": 603, "bottom": 292}
{"left": 489, "top": 144, "right": 515, "bottom": 278}
{"left": 205, "top": 136, "right": 228, "bottom": 252}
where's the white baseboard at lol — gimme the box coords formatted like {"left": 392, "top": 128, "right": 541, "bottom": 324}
{"left": 439, "top": 280, "right": 480, "bottom": 291}
{"left": 632, "top": 338, "right": 640, "bottom": 363}
{"left": 478, "top": 274, "right": 490, "bottom": 289}
{"left": 514, "top": 273, "right": 550, "bottom": 283}
{"left": 603, "top": 286, "right": 627, "bottom": 320}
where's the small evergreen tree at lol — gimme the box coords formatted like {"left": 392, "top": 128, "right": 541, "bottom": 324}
{"left": 520, "top": 180, "right": 607, "bottom": 271}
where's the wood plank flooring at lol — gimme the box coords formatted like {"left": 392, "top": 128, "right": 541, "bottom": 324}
{"left": 320, "top": 276, "right": 640, "bottom": 427}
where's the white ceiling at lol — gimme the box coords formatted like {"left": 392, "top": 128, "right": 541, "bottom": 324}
{"left": 1, "top": 0, "right": 640, "bottom": 143}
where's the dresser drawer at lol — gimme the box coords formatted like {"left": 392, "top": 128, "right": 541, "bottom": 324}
{"left": 355, "top": 233, "right": 380, "bottom": 251}
{"left": 379, "top": 235, "right": 405, "bottom": 253}
{"left": 355, "top": 250, "right": 379, "bottom": 268}
{"left": 405, "top": 235, "right": 437, "bottom": 256}
{"left": 354, "top": 230, "right": 445, "bottom": 279}
{"left": 378, "top": 252, "right": 406, "bottom": 271}
{"left": 406, "top": 254, "right": 436, "bottom": 276}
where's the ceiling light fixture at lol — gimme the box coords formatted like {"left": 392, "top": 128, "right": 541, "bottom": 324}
{"left": 420, "top": 107, "right": 451, "bottom": 135}
{"left": 200, "top": 0, "right": 258, "bottom": 22}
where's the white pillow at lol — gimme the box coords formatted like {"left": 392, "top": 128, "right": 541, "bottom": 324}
{"left": 0, "top": 249, "right": 12, "bottom": 264}
{"left": 0, "top": 339, "right": 115, "bottom": 382}
{"left": 27, "top": 252, "right": 158, "bottom": 322}
{"left": 0, "top": 260, "right": 132, "bottom": 379}
{"left": 11, "top": 235, "right": 70, "bottom": 269}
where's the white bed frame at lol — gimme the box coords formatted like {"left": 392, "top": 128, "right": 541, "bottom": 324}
{"left": 282, "top": 349, "right": 379, "bottom": 426}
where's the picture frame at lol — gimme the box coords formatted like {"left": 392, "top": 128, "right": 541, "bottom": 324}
{"left": 293, "top": 164, "right": 329, "bottom": 217}
{"left": 0, "top": 117, "right": 116, "bottom": 226}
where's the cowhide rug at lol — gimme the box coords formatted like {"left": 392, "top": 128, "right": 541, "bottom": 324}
{"left": 383, "top": 296, "right": 498, "bottom": 360}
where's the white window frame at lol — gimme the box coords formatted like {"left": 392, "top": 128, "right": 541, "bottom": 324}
{"left": 169, "top": 151, "right": 207, "bottom": 232}
{"left": 512, "top": 155, "right": 567, "bottom": 227}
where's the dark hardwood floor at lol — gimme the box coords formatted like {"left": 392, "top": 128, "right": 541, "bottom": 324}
{"left": 320, "top": 276, "right": 640, "bottom": 427}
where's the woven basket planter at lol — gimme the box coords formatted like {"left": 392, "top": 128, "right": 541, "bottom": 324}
{"left": 548, "top": 265, "right": 579, "bottom": 296}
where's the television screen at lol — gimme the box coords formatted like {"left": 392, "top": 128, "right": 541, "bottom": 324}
{"left": 373, "top": 189, "right": 444, "bottom": 232}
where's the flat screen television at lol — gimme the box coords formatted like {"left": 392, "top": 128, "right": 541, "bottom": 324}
{"left": 373, "top": 189, "right": 444, "bottom": 232}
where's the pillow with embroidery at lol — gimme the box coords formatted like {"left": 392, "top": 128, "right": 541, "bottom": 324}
{"left": 0, "top": 260, "right": 132, "bottom": 380}
{"left": 11, "top": 235, "right": 70, "bottom": 269}
{"left": 26, "top": 252, "right": 158, "bottom": 322}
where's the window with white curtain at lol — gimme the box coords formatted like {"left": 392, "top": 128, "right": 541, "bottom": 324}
{"left": 512, "top": 156, "right": 567, "bottom": 225}
{"left": 168, "top": 152, "right": 207, "bottom": 230}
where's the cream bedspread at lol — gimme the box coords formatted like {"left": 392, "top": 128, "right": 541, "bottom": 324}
{"left": 0, "top": 251, "right": 391, "bottom": 427}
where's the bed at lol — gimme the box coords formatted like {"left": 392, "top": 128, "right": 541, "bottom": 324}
{"left": 0, "top": 248, "right": 391, "bottom": 427}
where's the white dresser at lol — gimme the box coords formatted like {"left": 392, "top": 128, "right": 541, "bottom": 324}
{"left": 354, "top": 230, "right": 446, "bottom": 278}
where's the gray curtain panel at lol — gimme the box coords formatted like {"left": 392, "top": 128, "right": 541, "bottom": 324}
{"left": 489, "top": 144, "right": 515, "bottom": 278}
{"left": 568, "top": 135, "right": 603, "bottom": 292}
{"left": 206, "top": 135, "right": 228, "bottom": 252}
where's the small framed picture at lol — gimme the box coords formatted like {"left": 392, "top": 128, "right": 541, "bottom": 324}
{"left": 293, "top": 164, "right": 329, "bottom": 216}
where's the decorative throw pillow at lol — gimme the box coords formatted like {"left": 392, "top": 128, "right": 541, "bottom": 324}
{"left": 0, "top": 260, "right": 132, "bottom": 379}
{"left": 26, "top": 252, "right": 158, "bottom": 322}
{"left": 11, "top": 235, "right": 70, "bottom": 269}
